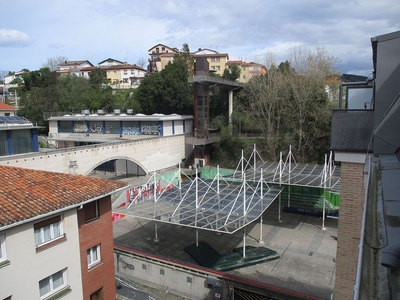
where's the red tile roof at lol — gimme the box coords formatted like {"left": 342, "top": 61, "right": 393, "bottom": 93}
{"left": 0, "top": 166, "right": 127, "bottom": 228}
{"left": 0, "top": 102, "right": 17, "bottom": 110}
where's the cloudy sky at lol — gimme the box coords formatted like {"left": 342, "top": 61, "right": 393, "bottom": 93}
{"left": 1, "top": 0, "right": 399, "bottom": 77}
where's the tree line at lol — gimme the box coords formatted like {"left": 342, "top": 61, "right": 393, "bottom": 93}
{"left": 9, "top": 44, "right": 339, "bottom": 163}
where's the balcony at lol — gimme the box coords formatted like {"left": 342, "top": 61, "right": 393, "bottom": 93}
{"left": 330, "top": 81, "right": 374, "bottom": 153}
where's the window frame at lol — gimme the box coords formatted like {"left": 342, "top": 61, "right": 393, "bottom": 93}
{"left": 0, "top": 233, "right": 6, "bottom": 263}
{"left": 84, "top": 201, "right": 99, "bottom": 223}
{"left": 39, "top": 269, "right": 67, "bottom": 299}
{"left": 34, "top": 215, "right": 64, "bottom": 249}
{"left": 87, "top": 244, "right": 101, "bottom": 268}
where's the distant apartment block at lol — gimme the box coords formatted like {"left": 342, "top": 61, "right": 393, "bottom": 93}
{"left": 147, "top": 44, "right": 268, "bottom": 80}
{"left": 56, "top": 59, "right": 146, "bottom": 89}
{"left": 226, "top": 60, "right": 267, "bottom": 83}
{"left": 148, "top": 44, "right": 179, "bottom": 73}
{"left": 193, "top": 48, "right": 229, "bottom": 76}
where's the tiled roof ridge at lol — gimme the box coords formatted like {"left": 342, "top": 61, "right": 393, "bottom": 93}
{"left": 0, "top": 165, "right": 127, "bottom": 228}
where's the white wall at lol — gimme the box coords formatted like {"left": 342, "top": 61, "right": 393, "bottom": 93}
{"left": 115, "top": 251, "right": 213, "bottom": 300}
{"left": 0, "top": 209, "right": 83, "bottom": 299}
{"left": 0, "top": 135, "right": 186, "bottom": 176}
{"left": 163, "top": 120, "right": 173, "bottom": 136}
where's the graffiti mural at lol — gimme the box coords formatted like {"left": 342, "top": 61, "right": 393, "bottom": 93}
{"left": 124, "top": 181, "right": 161, "bottom": 205}
{"left": 89, "top": 123, "right": 102, "bottom": 133}
{"left": 122, "top": 126, "right": 141, "bottom": 135}
{"left": 141, "top": 123, "right": 161, "bottom": 135}
{"left": 105, "top": 124, "right": 113, "bottom": 134}
{"left": 73, "top": 123, "right": 88, "bottom": 133}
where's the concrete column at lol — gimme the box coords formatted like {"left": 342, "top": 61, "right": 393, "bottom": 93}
{"left": 229, "top": 90, "right": 233, "bottom": 125}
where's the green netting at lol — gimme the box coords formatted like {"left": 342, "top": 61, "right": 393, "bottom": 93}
{"left": 200, "top": 167, "right": 234, "bottom": 179}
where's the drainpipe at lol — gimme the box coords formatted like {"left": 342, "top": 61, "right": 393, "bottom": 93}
{"left": 353, "top": 156, "right": 371, "bottom": 300}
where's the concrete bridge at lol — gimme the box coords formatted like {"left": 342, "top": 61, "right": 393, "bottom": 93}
{"left": 0, "top": 135, "right": 188, "bottom": 175}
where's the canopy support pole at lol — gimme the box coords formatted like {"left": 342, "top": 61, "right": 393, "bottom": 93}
{"left": 243, "top": 227, "right": 246, "bottom": 258}
{"left": 258, "top": 215, "right": 264, "bottom": 243}
{"left": 321, "top": 154, "right": 327, "bottom": 230}
{"left": 154, "top": 223, "right": 159, "bottom": 242}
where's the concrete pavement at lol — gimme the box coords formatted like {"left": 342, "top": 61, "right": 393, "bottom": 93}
{"left": 111, "top": 174, "right": 337, "bottom": 299}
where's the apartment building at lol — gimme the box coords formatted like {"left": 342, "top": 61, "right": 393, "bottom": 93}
{"left": 57, "top": 60, "right": 94, "bottom": 78}
{"left": 193, "top": 48, "right": 229, "bottom": 76}
{"left": 105, "top": 64, "right": 146, "bottom": 88}
{"left": 226, "top": 60, "right": 267, "bottom": 83}
{"left": 0, "top": 165, "right": 127, "bottom": 300}
{"left": 148, "top": 44, "right": 179, "bottom": 73}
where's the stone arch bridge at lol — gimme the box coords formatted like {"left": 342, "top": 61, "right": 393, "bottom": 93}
{"left": 0, "top": 135, "right": 188, "bottom": 176}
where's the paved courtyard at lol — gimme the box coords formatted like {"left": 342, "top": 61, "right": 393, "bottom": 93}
{"left": 113, "top": 185, "right": 337, "bottom": 299}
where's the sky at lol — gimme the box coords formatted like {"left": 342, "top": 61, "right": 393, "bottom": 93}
{"left": 0, "top": 0, "right": 399, "bottom": 77}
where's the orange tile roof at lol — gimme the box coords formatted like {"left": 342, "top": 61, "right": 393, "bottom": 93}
{"left": 0, "top": 165, "right": 127, "bottom": 228}
{"left": 0, "top": 102, "right": 17, "bottom": 110}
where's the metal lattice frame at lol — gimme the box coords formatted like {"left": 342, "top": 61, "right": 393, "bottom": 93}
{"left": 113, "top": 145, "right": 341, "bottom": 235}
{"left": 112, "top": 165, "right": 283, "bottom": 234}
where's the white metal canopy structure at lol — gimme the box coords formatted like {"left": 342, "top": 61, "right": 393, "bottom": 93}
{"left": 113, "top": 145, "right": 340, "bottom": 236}
{"left": 231, "top": 145, "right": 341, "bottom": 194}
{"left": 112, "top": 166, "right": 283, "bottom": 234}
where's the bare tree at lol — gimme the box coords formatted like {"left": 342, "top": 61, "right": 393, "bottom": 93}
{"left": 237, "top": 47, "right": 339, "bottom": 162}
{"left": 136, "top": 57, "right": 147, "bottom": 69}
{"left": 283, "top": 46, "right": 339, "bottom": 160}
{"left": 42, "top": 56, "right": 68, "bottom": 71}
{"left": 0, "top": 70, "right": 9, "bottom": 81}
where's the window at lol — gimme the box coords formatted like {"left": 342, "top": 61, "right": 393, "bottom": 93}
{"left": 142, "top": 264, "right": 146, "bottom": 270}
{"left": 0, "top": 234, "right": 6, "bottom": 263}
{"left": 123, "top": 70, "right": 127, "bottom": 75}
{"left": 216, "top": 66, "right": 220, "bottom": 70}
{"left": 211, "top": 57, "right": 215, "bottom": 62}
{"left": 34, "top": 216, "right": 63, "bottom": 247}
{"left": 160, "top": 269, "right": 164, "bottom": 275}
{"left": 87, "top": 245, "right": 101, "bottom": 267}
{"left": 90, "top": 287, "right": 103, "bottom": 300}
{"left": 216, "top": 57, "right": 220, "bottom": 62}
{"left": 39, "top": 269, "right": 67, "bottom": 298}
{"left": 130, "top": 70, "right": 134, "bottom": 74}
{"left": 84, "top": 201, "right": 99, "bottom": 223}
{"left": 187, "top": 277, "right": 192, "bottom": 283}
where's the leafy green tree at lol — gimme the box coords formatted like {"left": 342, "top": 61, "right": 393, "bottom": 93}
{"left": 222, "top": 64, "right": 241, "bottom": 81}
{"left": 89, "top": 68, "right": 107, "bottom": 88}
{"left": 174, "top": 43, "right": 195, "bottom": 76}
{"left": 136, "top": 46, "right": 193, "bottom": 115}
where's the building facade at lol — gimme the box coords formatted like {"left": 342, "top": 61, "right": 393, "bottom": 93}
{"left": 47, "top": 112, "right": 193, "bottom": 148}
{"left": 148, "top": 44, "right": 179, "bottom": 73}
{"left": 193, "top": 48, "right": 229, "bottom": 76}
{"left": 0, "top": 165, "right": 127, "bottom": 300}
{"left": 331, "top": 30, "right": 400, "bottom": 299}
{"left": 226, "top": 60, "right": 267, "bottom": 83}
{"left": 0, "top": 112, "right": 40, "bottom": 157}
{"left": 105, "top": 64, "right": 146, "bottom": 88}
